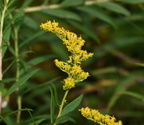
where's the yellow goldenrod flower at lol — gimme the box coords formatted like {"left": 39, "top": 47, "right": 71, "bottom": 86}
{"left": 70, "top": 65, "right": 89, "bottom": 82}
{"left": 40, "top": 20, "right": 93, "bottom": 90}
{"left": 79, "top": 107, "right": 122, "bottom": 125}
{"left": 54, "top": 59, "right": 71, "bottom": 73}
{"left": 63, "top": 77, "right": 75, "bottom": 90}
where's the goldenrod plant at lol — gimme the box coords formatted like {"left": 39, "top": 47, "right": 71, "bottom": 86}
{"left": 41, "top": 20, "right": 123, "bottom": 125}
{"left": 41, "top": 20, "right": 93, "bottom": 124}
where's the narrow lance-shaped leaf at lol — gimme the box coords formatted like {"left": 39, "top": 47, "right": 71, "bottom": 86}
{"left": 96, "top": 2, "right": 130, "bottom": 16}
{"left": 23, "top": 77, "right": 59, "bottom": 95}
{"left": 61, "top": 94, "right": 83, "bottom": 116}
{"left": 106, "top": 73, "right": 140, "bottom": 111}
{"left": 19, "top": 30, "right": 45, "bottom": 48}
{"left": 121, "top": 0, "right": 144, "bottom": 4}
{"left": 51, "top": 83, "right": 60, "bottom": 106}
{"left": 49, "top": 87, "right": 55, "bottom": 124}
{"left": 77, "top": 6, "right": 117, "bottom": 28}
{"left": 121, "top": 91, "right": 144, "bottom": 102}
{"left": 41, "top": 9, "right": 82, "bottom": 21}
{"left": 4, "top": 69, "right": 39, "bottom": 99}
{"left": 2, "top": 27, "right": 11, "bottom": 57}
{"left": 55, "top": 116, "right": 75, "bottom": 124}
{"left": 60, "top": 0, "right": 84, "bottom": 7}
{"left": 28, "top": 55, "right": 55, "bottom": 66}
{"left": 67, "top": 20, "right": 100, "bottom": 43}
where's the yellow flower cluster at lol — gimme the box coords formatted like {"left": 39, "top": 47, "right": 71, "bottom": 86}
{"left": 40, "top": 21, "right": 93, "bottom": 90}
{"left": 63, "top": 77, "right": 75, "bottom": 90}
{"left": 79, "top": 107, "right": 122, "bottom": 125}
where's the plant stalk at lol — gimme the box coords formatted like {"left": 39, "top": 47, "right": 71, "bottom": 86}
{"left": 24, "top": 0, "right": 115, "bottom": 13}
{"left": 14, "top": 27, "right": 21, "bottom": 125}
{"left": 0, "top": 0, "right": 9, "bottom": 115}
{"left": 54, "top": 90, "right": 69, "bottom": 125}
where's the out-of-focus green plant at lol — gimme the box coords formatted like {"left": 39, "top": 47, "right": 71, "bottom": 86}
{"left": 0, "top": 0, "right": 144, "bottom": 124}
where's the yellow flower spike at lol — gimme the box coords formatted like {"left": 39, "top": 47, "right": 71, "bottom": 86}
{"left": 41, "top": 20, "right": 93, "bottom": 90}
{"left": 79, "top": 107, "right": 123, "bottom": 125}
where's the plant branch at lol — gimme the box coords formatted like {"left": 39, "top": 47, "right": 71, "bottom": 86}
{"left": 54, "top": 90, "right": 69, "bottom": 125}
{"left": 24, "top": 0, "right": 117, "bottom": 13}
{"left": 0, "top": 0, "right": 9, "bottom": 115}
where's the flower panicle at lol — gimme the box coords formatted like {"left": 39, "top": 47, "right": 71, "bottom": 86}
{"left": 79, "top": 107, "right": 122, "bottom": 125}
{"left": 41, "top": 20, "right": 93, "bottom": 90}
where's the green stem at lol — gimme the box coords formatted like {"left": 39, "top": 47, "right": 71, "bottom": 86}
{"left": 54, "top": 90, "right": 69, "bottom": 125}
{"left": 14, "top": 27, "right": 21, "bottom": 125}
{"left": 17, "top": 95, "right": 21, "bottom": 125}
{"left": 0, "top": 0, "right": 9, "bottom": 115}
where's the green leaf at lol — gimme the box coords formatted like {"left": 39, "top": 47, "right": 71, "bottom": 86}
{"left": 0, "top": 82, "right": 4, "bottom": 92}
{"left": 3, "top": 108, "right": 33, "bottom": 118}
{"left": 51, "top": 83, "right": 60, "bottom": 106}
{"left": 106, "top": 73, "right": 141, "bottom": 111}
{"left": 3, "top": 60, "right": 15, "bottom": 75}
{"left": 121, "top": 91, "right": 144, "bottom": 102}
{"left": 27, "top": 115, "right": 51, "bottom": 124}
{"left": 56, "top": 116, "right": 75, "bottom": 124}
{"left": 0, "top": 0, "right": 3, "bottom": 9}
{"left": 23, "top": 77, "right": 59, "bottom": 95}
{"left": 3, "top": 108, "right": 34, "bottom": 124}
{"left": 41, "top": 9, "right": 82, "bottom": 21}
{"left": 61, "top": 94, "right": 83, "bottom": 116}
{"left": 61, "top": 0, "right": 84, "bottom": 7}
{"left": 7, "top": 0, "right": 15, "bottom": 7}
{"left": 77, "top": 6, "right": 116, "bottom": 28}
{"left": 94, "top": 36, "right": 144, "bottom": 58}
{"left": 67, "top": 20, "right": 100, "bottom": 43}
{"left": 2, "top": 27, "right": 11, "bottom": 57}
{"left": 23, "top": 16, "right": 39, "bottom": 29}
{"left": 49, "top": 87, "right": 55, "bottom": 124}
{"left": 4, "top": 69, "right": 39, "bottom": 98}
{"left": 20, "top": 0, "right": 34, "bottom": 8}
{"left": 96, "top": 2, "right": 130, "bottom": 16}
{"left": 28, "top": 118, "right": 47, "bottom": 125}
{"left": 28, "top": 55, "right": 55, "bottom": 66}
{"left": 0, "top": 116, "right": 8, "bottom": 124}
{"left": 19, "top": 30, "right": 45, "bottom": 48}
{"left": 121, "top": 0, "right": 144, "bottom": 4}
{"left": 48, "top": 37, "right": 69, "bottom": 61}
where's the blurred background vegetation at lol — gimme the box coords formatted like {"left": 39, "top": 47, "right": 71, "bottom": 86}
{"left": 1, "top": 0, "right": 144, "bottom": 124}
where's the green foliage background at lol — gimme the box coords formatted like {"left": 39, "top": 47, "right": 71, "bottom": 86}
{"left": 1, "top": 0, "right": 144, "bottom": 124}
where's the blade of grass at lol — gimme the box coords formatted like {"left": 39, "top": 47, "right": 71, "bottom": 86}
{"left": 49, "top": 87, "right": 55, "bottom": 124}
